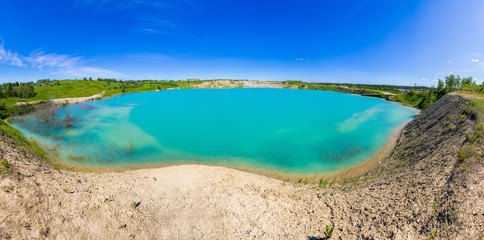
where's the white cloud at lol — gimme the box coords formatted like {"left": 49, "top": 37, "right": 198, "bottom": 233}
{"left": 0, "top": 43, "right": 123, "bottom": 78}
{"left": 0, "top": 43, "right": 24, "bottom": 67}
{"left": 295, "top": 57, "right": 310, "bottom": 62}
{"left": 25, "top": 51, "right": 82, "bottom": 68}
{"left": 421, "top": 78, "right": 427, "bottom": 81}
{"left": 447, "top": 60, "right": 452, "bottom": 63}
{"left": 57, "top": 67, "right": 123, "bottom": 78}
{"left": 471, "top": 58, "right": 480, "bottom": 62}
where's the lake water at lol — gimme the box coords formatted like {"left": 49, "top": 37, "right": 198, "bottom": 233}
{"left": 11, "top": 88, "right": 417, "bottom": 174}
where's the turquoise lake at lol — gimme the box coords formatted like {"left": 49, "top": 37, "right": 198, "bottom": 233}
{"left": 11, "top": 88, "right": 418, "bottom": 174}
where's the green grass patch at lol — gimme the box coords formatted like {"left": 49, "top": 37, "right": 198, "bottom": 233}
{"left": 0, "top": 119, "right": 74, "bottom": 171}
{"left": 0, "top": 119, "right": 45, "bottom": 159}
{"left": 324, "top": 225, "right": 334, "bottom": 238}
{"left": 0, "top": 159, "right": 9, "bottom": 175}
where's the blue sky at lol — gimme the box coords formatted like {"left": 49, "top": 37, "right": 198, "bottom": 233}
{"left": 0, "top": 0, "right": 483, "bottom": 86}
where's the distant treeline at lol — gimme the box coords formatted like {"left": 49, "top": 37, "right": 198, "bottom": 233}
{"left": 0, "top": 76, "right": 479, "bottom": 119}
{"left": 0, "top": 82, "right": 36, "bottom": 98}
{"left": 282, "top": 81, "right": 430, "bottom": 92}
{"left": 283, "top": 74, "right": 478, "bottom": 110}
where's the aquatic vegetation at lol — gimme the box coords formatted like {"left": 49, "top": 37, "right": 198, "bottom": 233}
{"left": 67, "top": 153, "right": 85, "bottom": 162}
{"left": 123, "top": 141, "right": 135, "bottom": 155}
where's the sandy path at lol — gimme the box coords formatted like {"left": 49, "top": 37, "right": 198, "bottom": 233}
{"left": 52, "top": 91, "right": 105, "bottom": 105}
{"left": 16, "top": 91, "right": 105, "bottom": 106}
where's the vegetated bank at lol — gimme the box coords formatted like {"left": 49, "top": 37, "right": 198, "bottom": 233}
{"left": 0, "top": 74, "right": 477, "bottom": 120}
{"left": 0, "top": 78, "right": 431, "bottom": 119}
{"left": 0, "top": 83, "right": 483, "bottom": 238}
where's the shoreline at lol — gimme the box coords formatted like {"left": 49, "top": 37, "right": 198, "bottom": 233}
{"left": 44, "top": 121, "right": 408, "bottom": 182}
{"left": 33, "top": 80, "right": 418, "bottom": 108}
{"left": 12, "top": 83, "right": 415, "bottom": 181}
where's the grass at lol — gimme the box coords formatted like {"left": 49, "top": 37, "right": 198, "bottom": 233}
{"left": 131, "top": 201, "right": 140, "bottom": 208}
{"left": 329, "top": 178, "right": 336, "bottom": 187}
{"left": 0, "top": 119, "right": 45, "bottom": 159}
{"left": 323, "top": 225, "right": 334, "bottom": 238}
{"left": 33, "top": 80, "right": 107, "bottom": 100}
{"left": 1, "top": 159, "right": 9, "bottom": 175}
{"left": 457, "top": 150, "right": 468, "bottom": 162}
{"left": 39, "top": 226, "right": 49, "bottom": 237}
{"left": 318, "top": 179, "right": 328, "bottom": 188}
{"left": 2, "top": 184, "right": 14, "bottom": 192}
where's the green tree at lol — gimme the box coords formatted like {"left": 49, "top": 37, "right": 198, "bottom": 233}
{"left": 5, "top": 83, "right": 13, "bottom": 97}
{"left": 437, "top": 79, "right": 445, "bottom": 92}
{"left": 418, "top": 88, "right": 437, "bottom": 110}
{"left": 445, "top": 74, "right": 461, "bottom": 91}
{"left": 461, "top": 76, "right": 475, "bottom": 86}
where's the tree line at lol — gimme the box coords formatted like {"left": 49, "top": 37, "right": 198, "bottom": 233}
{"left": 418, "top": 74, "right": 476, "bottom": 110}
{"left": 0, "top": 82, "right": 36, "bottom": 98}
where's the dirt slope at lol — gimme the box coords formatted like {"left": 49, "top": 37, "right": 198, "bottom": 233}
{"left": 0, "top": 93, "right": 483, "bottom": 239}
